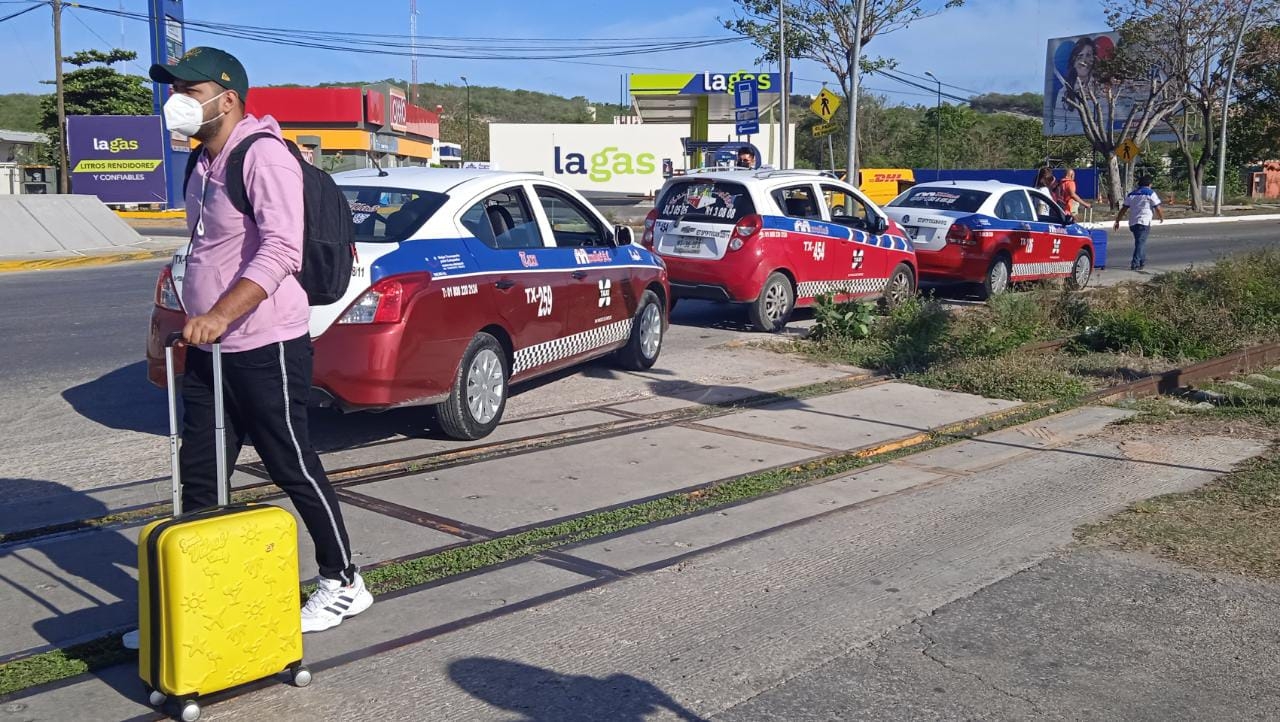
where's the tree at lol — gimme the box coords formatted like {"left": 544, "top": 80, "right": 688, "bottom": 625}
{"left": 1105, "top": 0, "right": 1280, "bottom": 210}
{"left": 1056, "top": 14, "right": 1186, "bottom": 206}
{"left": 38, "top": 49, "right": 152, "bottom": 166}
{"left": 723, "top": 1, "right": 964, "bottom": 167}
{"left": 1228, "top": 25, "right": 1280, "bottom": 169}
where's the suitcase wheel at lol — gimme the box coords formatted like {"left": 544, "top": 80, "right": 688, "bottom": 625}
{"left": 180, "top": 700, "right": 201, "bottom": 722}
{"left": 292, "top": 665, "right": 313, "bottom": 688}
{"left": 147, "top": 689, "right": 167, "bottom": 707}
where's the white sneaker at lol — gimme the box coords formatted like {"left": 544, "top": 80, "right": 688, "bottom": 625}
{"left": 122, "top": 629, "right": 140, "bottom": 650}
{"left": 301, "top": 573, "right": 373, "bottom": 633}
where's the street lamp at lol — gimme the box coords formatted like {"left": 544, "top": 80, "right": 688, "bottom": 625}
{"left": 924, "top": 71, "right": 941, "bottom": 180}
{"left": 460, "top": 76, "right": 471, "bottom": 164}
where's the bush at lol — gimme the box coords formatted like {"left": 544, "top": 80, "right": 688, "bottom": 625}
{"left": 944, "top": 292, "right": 1057, "bottom": 359}
{"left": 809, "top": 295, "right": 875, "bottom": 341}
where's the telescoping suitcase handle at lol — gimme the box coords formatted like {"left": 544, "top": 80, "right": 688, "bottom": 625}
{"left": 164, "top": 332, "right": 229, "bottom": 514}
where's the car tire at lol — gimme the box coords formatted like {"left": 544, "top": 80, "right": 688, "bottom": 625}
{"left": 749, "top": 272, "right": 795, "bottom": 333}
{"left": 434, "top": 333, "right": 508, "bottom": 441}
{"left": 881, "top": 262, "right": 916, "bottom": 310}
{"left": 1066, "top": 248, "right": 1092, "bottom": 290}
{"left": 617, "top": 290, "right": 665, "bottom": 371}
{"left": 979, "top": 254, "right": 1011, "bottom": 300}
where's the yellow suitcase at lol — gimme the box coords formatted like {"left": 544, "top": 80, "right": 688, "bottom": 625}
{"left": 139, "top": 336, "right": 309, "bottom": 722}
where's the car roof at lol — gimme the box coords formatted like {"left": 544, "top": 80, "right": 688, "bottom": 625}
{"left": 334, "top": 167, "right": 556, "bottom": 194}
{"left": 904, "top": 179, "right": 1034, "bottom": 193}
{"left": 663, "top": 168, "right": 839, "bottom": 185}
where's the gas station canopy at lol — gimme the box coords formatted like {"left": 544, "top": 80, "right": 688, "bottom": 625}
{"left": 628, "top": 71, "right": 786, "bottom": 123}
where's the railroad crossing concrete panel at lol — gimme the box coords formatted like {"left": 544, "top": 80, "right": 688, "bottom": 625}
{"left": 698, "top": 382, "right": 1021, "bottom": 452}
{"left": 0, "top": 560, "right": 591, "bottom": 722}
{"left": 313, "top": 409, "right": 633, "bottom": 473}
{"left": 0, "top": 498, "right": 449, "bottom": 661}
{"left": 354, "top": 425, "right": 819, "bottom": 532}
{"left": 566, "top": 464, "right": 946, "bottom": 572}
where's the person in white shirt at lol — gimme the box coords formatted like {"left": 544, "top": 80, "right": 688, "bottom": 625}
{"left": 1113, "top": 176, "right": 1165, "bottom": 271}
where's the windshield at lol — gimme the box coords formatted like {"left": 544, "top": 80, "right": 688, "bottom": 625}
{"left": 655, "top": 181, "right": 756, "bottom": 224}
{"left": 343, "top": 186, "right": 449, "bottom": 243}
{"left": 888, "top": 186, "right": 989, "bottom": 214}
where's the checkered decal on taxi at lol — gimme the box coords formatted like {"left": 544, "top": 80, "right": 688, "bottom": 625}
{"left": 796, "top": 277, "right": 889, "bottom": 298}
{"left": 513, "top": 318, "right": 634, "bottom": 374}
{"left": 1011, "top": 261, "right": 1074, "bottom": 278}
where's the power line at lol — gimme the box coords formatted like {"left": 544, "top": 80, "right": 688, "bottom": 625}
{"left": 64, "top": 6, "right": 149, "bottom": 74}
{"left": 0, "top": 1, "right": 46, "bottom": 24}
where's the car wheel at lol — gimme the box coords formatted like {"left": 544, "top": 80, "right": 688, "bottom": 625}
{"left": 617, "top": 290, "right": 665, "bottom": 370}
{"left": 881, "top": 262, "right": 916, "bottom": 309}
{"left": 980, "top": 255, "right": 1011, "bottom": 300}
{"left": 434, "top": 333, "right": 507, "bottom": 441}
{"left": 748, "top": 272, "right": 795, "bottom": 333}
{"left": 1066, "top": 249, "right": 1092, "bottom": 290}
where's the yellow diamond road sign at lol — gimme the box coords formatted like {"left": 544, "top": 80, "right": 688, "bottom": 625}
{"left": 811, "top": 88, "right": 841, "bottom": 122}
{"left": 1116, "top": 139, "right": 1140, "bottom": 163}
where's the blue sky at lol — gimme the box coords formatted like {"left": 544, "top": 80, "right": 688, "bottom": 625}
{"left": 1, "top": 0, "right": 1107, "bottom": 104}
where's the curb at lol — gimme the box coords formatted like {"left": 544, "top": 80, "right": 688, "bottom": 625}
{"left": 0, "top": 248, "right": 175, "bottom": 274}
{"left": 114, "top": 210, "right": 185, "bottom": 220}
{"left": 1079, "top": 212, "right": 1280, "bottom": 229}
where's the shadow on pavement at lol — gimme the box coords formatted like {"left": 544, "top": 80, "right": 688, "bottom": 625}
{"left": 0, "top": 479, "right": 139, "bottom": 702}
{"left": 61, "top": 361, "right": 168, "bottom": 436}
{"left": 448, "top": 657, "right": 707, "bottom": 722}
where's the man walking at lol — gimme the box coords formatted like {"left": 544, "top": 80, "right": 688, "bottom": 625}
{"left": 151, "top": 47, "right": 371, "bottom": 633}
{"left": 1114, "top": 176, "right": 1165, "bottom": 271}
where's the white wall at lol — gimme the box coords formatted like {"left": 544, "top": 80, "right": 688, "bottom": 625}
{"left": 489, "top": 122, "right": 796, "bottom": 195}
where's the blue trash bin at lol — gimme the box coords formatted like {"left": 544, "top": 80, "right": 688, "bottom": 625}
{"left": 1089, "top": 229, "right": 1108, "bottom": 269}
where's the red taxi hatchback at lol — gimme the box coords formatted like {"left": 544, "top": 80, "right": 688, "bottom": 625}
{"left": 641, "top": 170, "right": 917, "bottom": 332}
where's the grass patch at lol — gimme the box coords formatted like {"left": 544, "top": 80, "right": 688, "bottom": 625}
{"left": 1078, "top": 450, "right": 1280, "bottom": 579}
{"left": 0, "top": 401, "right": 1051, "bottom": 699}
{"left": 910, "top": 354, "right": 1089, "bottom": 402}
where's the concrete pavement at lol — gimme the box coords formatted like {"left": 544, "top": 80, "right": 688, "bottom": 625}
{"left": 1, "top": 405, "right": 1262, "bottom": 720}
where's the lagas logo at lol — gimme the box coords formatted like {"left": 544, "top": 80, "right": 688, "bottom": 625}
{"left": 701, "top": 71, "right": 773, "bottom": 93}
{"left": 554, "top": 146, "right": 657, "bottom": 183}
{"left": 93, "top": 137, "right": 139, "bottom": 153}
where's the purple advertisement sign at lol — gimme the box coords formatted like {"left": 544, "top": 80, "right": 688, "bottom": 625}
{"left": 66, "top": 115, "right": 168, "bottom": 204}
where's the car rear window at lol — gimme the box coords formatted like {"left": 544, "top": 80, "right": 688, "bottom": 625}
{"left": 888, "top": 187, "right": 989, "bottom": 213}
{"left": 343, "top": 186, "right": 449, "bottom": 243}
{"left": 656, "top": 181, "right": 756, "bottom": 224}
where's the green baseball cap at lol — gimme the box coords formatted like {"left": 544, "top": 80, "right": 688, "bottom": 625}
{"left": 150, "top": 47, "right": 249, "bottom": 100}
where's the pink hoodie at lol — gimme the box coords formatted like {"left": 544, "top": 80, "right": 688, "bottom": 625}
{"left": 183, "top": 114, "right": 309, "bottom": 353}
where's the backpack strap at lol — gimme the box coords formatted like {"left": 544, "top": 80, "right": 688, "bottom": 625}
{"left": 181, "top": 147, "right": 203, "bottom": 197}
{"left": 224, "top": 131, "right": 286, "bottom": 217}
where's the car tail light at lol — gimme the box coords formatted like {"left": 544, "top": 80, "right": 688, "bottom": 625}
{"left": 154, "top": 264, "right": 183, "bottom": 311}
{"left": 641, "top": 209, "right": 658, "bottom": 247}
{"left": 337, "top": 273, "right": 430, "bottom": 325}
{"left": 730, "top": 214, "right": 762, "bottom": 251}
{"left": 946, "top": 223, "right": 977, "bottom": 246}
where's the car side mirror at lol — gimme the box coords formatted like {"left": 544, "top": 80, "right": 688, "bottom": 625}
{"left": 872, "top": 215, "right": 889, "bottom": 234}
{"left": 614, "top": 225, "right": 635, "bottom": 246}
{"left": 1064, "top": 214, "right": 1076, "bottom": 225}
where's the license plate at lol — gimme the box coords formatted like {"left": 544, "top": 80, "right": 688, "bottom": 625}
{"left": 906, "top": 225, "right": 923, "bottom": 241}
{"left": 674, "top": 237, "right": 702, "bottom": 254}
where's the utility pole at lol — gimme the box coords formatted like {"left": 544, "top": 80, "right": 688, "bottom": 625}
{"left": 778, "top": 0, "right": 788, "bottom": 169}
{"left": 845, "top": 0, "right": 865, "bottom": 183}
{"left": 925, "top": 71, "right": 941, "bottom": 180}
{"left": 409, "top": 0, "right": 419, "bottom": 104}
{"left": 460, "top": 76, "right": 471, "bottom": 164}
{"left": 1215, "top": 0, "right": 1255, "bottom": 216}
{"left": 52, "top": 0, "right": 68, "bottom": 193}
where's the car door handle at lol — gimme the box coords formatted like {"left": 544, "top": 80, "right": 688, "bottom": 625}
{"left": 494, "top": 279, "right": 516, "bottom": 290}
{"left": 571, "top": 270, "right": 588, "bottom": 280}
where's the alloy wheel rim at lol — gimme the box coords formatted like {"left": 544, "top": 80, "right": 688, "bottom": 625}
{"left": 889, "top": 270, "right": 911, "bottom": 304}
{"left": 640, "top": 303, "right": 662, "bottom": 359}
{"left": 991, "top": 263, "right": 1009, "bottom": 294}
{"left": 1074, "top": 256, "right": 1090, "bottom": 287}
{"left": 466, "top": 348, "right": 504, "bottom": 424}
{"left": 764, "top": 282, "right": 788, "bottom": 322}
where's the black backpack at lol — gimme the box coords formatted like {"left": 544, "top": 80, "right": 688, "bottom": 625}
{"left": 183, "top": 133, "right": 355, "bottom": 306}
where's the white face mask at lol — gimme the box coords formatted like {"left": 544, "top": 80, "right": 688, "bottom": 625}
{"left": 163, "top": 91, "right": 228, "bottom": 138}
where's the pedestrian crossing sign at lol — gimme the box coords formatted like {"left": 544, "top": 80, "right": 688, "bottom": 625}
{"left": 811, "top": 88, "right": 841, "bottom": 122}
